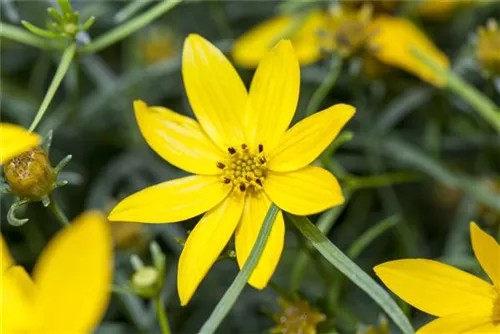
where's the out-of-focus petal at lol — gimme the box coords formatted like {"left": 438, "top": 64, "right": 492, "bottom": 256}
{"left": 0, "top": 123, "right": 40, "bottom": 164}
{"left": 33, "top": 211, "right": 112, "bottom": 333}
{"left": 470, "top": 222, "right": 500, "bottom": 290}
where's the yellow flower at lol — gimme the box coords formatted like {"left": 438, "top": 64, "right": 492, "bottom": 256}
{"left": 1, "top": 211, "right": 112, "bottom": 333}
{"left": 374, "top": 223, "right": 500, "bottom": 333}
{"left": 271, "top": 297, "right": 326, "bottom": 334}
{"left": 109, "top": 34, "right": 354, "bottom": 306}
{"left": 0, "top": 123, "right": 40, "bottom": 164}
{"left": 367, "top": 15, "right": 449, "bottom": 86}
{"left": 232, "top": 11, "right": 328, "bottom": 68}
{"left": 418, "top": 0, "right": 469, "bottom": 20}
{"left": 232, "top": 10, "right": 449, "bottom": 86}
{"left": 476, "top": 19, "right": 500, "bottom": 77}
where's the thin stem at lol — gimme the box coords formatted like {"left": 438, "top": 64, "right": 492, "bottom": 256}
{"left": 0, "top": 22, "right": 56, "bottom": 50}
{"left": 154, "top": 296, "right": 172, "bottom": 334}
{"left": 411, "top": 48, "right": 500, "bottom": 132}
{"left": 48, "top": 197, "right": 70, "bottom": 227}
{"left": 305, "top": 53, "right": 343, "bottom": 116}
{"left": 80, "top": 0, "right": 183, "bottom": 55}
{"left": 28, "top": 43, "right": 76, "bottom": 132}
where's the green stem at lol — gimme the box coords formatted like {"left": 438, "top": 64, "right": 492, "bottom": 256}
{"left": 411, "top": 48, "right": 500, "bottom": 132}
{"left": 80, "top": 0, "right": 183, "bottom": 55}
{"left": 154, "top": 296, "right": 172, "bottom": 334}
{"left": 287, "top": 214, "right": 414, "bottom": 334}
{"left": 48, "top": 197, "right": 70, "bottom": 227}
{"left": 305, "top": 53, "right": 343, "bottom": 116}
{"left": 28, "top": 43, "right": 76, "bottom": 132}
{"left": 0, "top": 22, "right": 56, "bottom": 50}
{"left": 199, "top": 204, "right": 279, "bottom": 334}
{"left": 345, "top": 171, "right": 422, "bottom": 190}
{"left": 114, "top": 0, "right": 152, "bottom": 23}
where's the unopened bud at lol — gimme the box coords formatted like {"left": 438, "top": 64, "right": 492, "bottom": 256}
{"left": 131, "top": 266, "right": 163, "bottom": 298}
{"left": 3, "top": 148, "right": 55, "bottom": 200}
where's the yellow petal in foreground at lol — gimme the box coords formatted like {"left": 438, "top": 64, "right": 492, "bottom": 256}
{"left": 264, "top": 166, "right": 344, "bottom": 216}
{"left": 416, "top": 312, "right": 495, "bottom": 334}
{"left": 232, "top": 12, "right": 326, "bottom": 68}
{"left": 246, "top": 40, "right": 300, "bottom": 152}
{"left": 235, "top": 191, "right": 285, "bottom": 289}
{"left": 470, "top": 222, "right": 500, "bottom": 291}
{"left": 134, "top": 100, "right": 224, "bottom": 175}
{"left": 33, "top": 211, "right": 112, "bottom": 333}
{"left": 368, "top": 16, "right": 450, "bottom": 86}
{"left": 178, "top": 194, "right": 245, "bottom": 305}
{"left": 1, "top": 235, "right": 13, "bottom": 271}
{"left": 374, "top": 259, "right": 497, "bottom": 317}
{"left": 0, "top": 123, "right": 40, "bottom": 164}
{"left": 183, "top": 34, "right": 247, "bottom": 150}
{"left": 109, "top": 175, "right": 230, "bottom": 223}
{"left": 267, "top": 104, "right": 355, "bottom": 172}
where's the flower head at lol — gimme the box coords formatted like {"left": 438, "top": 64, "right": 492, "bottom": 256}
{"left": 476, "top": 19, "right": 500, "bottom": 77}
{"left": 271, "top": 297, "right": 326, "bottom": 334}
{"left": 374, "top": 222, "right": 500, "bottom": 333}
{"left": 109, "top": 34, "right": 354, "bottom": 305}
{"left": 1, "top": 211, "right": 112, "bottom": 333}
{"left": 0, "top": 123, "right": 40, "bottom": 165}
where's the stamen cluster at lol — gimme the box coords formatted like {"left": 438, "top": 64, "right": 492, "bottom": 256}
{"left": 217, "top": 144, "right": 267, "bottom": 192}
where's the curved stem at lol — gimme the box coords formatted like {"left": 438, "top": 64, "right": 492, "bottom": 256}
{"left": 48, "top": 197, "right": 70, "bottom": 227}
{"left": 28, "top": 43, "right": 76, "bottom": 132}
{"left": 154, "top": 296, "right": 172, "bottom": 334}
{"left": 0, "top": 22, "right": 56, "bottom": 50}
{"left": 305, "top": 53, "right": 343, "bottom": 116}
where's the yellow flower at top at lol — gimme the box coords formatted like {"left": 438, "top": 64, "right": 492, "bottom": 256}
{"left": 109, "top": 34, "right": 354, "bottom": 306}
{"left": 0, "top": 123, "right": 40, "bottom": 164}
{"left": 232, "top": 7, "right": 450, "bottom": 86}
{"left": 1, "top": 211, "right": 112, "bottom": 333}
{"left": 418, "top": 0, "right": 470, "bottom": 21}
{"left": 375, "top": 223, "right": 500, "bottom": 333}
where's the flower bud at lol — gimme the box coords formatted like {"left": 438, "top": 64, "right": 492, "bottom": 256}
{"left": 476, "top": 19, "right": 500, "bottom": 77}
{"left": 130, "top": 266, "right": 164, "bottom": 298}
{"left": 3, "top": 147, "right": 55, "bottom": 200}
{"left": 271, "top": 297, "right": 326, "bottom": 334}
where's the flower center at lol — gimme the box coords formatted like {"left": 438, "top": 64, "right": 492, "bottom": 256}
{"left": 217, "top": 144, "right": 267, "bottom": 192}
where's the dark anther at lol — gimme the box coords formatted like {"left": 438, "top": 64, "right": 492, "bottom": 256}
{"left": 258, "top": 144, "right": 263, "bottom": 153}
{"left": 217, "top": 162, "right": 226, "bottom": 169}
{"left": 228, "top": 147, "right": 236, "bottom": 154}
{"left": 223, "top": 177, "right": 231, "bottom": 184}
{"left": 256, "top": 179, "right": 263, "bottom": 186}
{"left": 259, "top": 157, "right": 266, "bottom": 164}
{"left": 239, "top": 184, "right": 246, "bottom": 192}
{"left": 245, "top": 175, "right": 252, "bottom": 181}
{"left": 241, "top": 144, "right": 248, "bottom": 150}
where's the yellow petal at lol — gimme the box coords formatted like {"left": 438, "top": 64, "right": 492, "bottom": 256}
{"left": 374, "top": 259, "right": 497, "bottom": 317}
{"left": 0, "top": 123, "right": 40, "bottom": 164}
{"left": 267, "top": 104, "right": 355, "bottom": 172}
{"left": 416, "top": 313, "right": 495, "bottom": 334}
{"left": 470, "top": 222, "right": 500, "bottom": 290}
{"left": 134, "top": 100, "right": 225, "bottom": 175}
{"left": 178, "top": 194, "right": 245, "bottom": 305}
{"left": 33, "top": 211, "right": 112, "bottom": 333}
{"left": 109, "top": 175, "right": 230, "bottom": 223}
{"left": 246, "top": 40, "right": 300, "bottom": 152}
{"left": 264, "top": 166, "right": 344, "bottom": 215}
{"left": 1, "top": 266, "right": 38, "bottom": 333}
{"left": 368, "top": 16, "right": 450, "bottom": 86}
{"left": 1, "top": 235, "right": 13, "bottom": 272}
{"left": 235, "top": 191, "right": 285, "bottom": 289}
{"left": 183, "top": 34, "right": 247, "bottom": 150}
{"left": 232, "top": 12, "right": 326, "bottom": 68}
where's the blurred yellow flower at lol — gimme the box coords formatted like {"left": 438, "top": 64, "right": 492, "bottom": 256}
{"left": 375, "top": 223, "right": 500, "bottom": 333}
{"left": 1, "top": 211, "right": 112, "bottom": 334}
{"left": 476, "top": 19, "right": 500, "bottom": 76}
{"left": 418, "top": 0, "right": 469, "bottom": 20}
{"left": 232, "top": 11, "right": 327, "bottom": 68}
{"left": 140, "top": 26, "right": 178, "bottom": 64}
{"left": 232, "top": 8, "right": 449, "bottom": 86}
{"left": 0, "top": 123, "right": 40, "bottom": 164}
{"left": 271, "top": 297, "right": 326, "bottom": 334}
{"left": 109, "top": 34, "right": 354, "bottom": 306}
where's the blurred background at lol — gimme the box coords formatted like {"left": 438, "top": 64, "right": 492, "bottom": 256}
{"left": 1, "top": 1, "right": 500, "bottom": 333}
